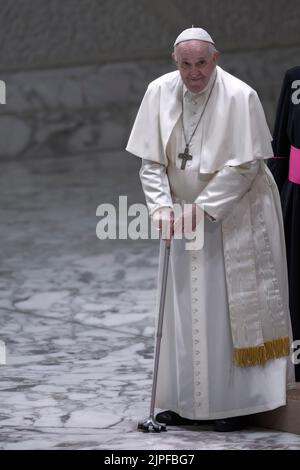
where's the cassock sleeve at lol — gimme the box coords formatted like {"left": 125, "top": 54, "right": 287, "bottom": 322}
{"left": 268, "top": 71, "right": 291, "bottom": 192}
{"left": 195, "top": 160, "right": 260, "bottom": 222}
{"left": 139, "top": 159, "right": 173, "bottom": 216}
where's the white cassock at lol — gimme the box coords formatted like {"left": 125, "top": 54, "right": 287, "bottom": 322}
{"left": 127, "top": 66, "right": 295, "bottom": 420}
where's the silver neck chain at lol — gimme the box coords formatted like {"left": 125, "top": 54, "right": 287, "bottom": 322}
{"left": 181, "top": 72, "right": 217, "bottom": 149}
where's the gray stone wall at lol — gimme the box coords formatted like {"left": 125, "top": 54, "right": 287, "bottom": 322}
{"left": 0, "top": 0, "right": 299, "bottom": 158}
{"left": 1, "top": 0, "right": 299, "bottom": 71}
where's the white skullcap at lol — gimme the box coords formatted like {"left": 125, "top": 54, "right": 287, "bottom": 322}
{"left": 174, "top": 27, "right": 214, "bottom": 47}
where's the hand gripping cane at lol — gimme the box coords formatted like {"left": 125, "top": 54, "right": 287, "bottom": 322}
{"left": 138, "top": 239, "right": 171, "bottom": 432}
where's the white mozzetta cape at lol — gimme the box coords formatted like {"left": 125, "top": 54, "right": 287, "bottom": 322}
{"left": 126, "top": 66, "right": 273, "bottom": 173}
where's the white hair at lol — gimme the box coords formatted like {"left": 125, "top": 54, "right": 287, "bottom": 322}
{"left": 207, "top": 43, "right": 218, "bottom": 55}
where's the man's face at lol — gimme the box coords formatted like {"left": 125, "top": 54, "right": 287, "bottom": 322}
{"left": 173, "top": 40, "right": 219, "bottom": 93}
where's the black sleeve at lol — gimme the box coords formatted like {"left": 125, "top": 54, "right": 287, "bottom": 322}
{"left": 268, "top": 70, "right": 292, "bottom": 192}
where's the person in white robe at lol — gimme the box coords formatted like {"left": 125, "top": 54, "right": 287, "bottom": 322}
{"left": 126, "top": 27, "right": 295, "bottom": 432}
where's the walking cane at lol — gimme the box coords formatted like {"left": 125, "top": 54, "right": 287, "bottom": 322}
{"left": 137, "top": 238, "right": 171, "bottom": 432}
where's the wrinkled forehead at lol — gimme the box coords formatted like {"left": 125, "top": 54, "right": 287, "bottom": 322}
{"left": 175, "top": 40, "right": 211, "bottom": 58}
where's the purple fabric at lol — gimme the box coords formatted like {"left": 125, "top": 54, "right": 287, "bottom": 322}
{"left": 289, "top": 145, "right": 300, "bottom": 184}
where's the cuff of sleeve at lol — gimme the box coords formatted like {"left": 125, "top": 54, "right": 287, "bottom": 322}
{"left": 205, "top": 211, "right": 217, "bottom": 222}
{"left": 195, "top": 202, "right": 217, "bottom": 222}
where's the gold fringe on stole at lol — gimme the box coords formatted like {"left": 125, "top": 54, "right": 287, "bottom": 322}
{"left": 264, "top": 336, "right": 290, "bottom": 360}
{"left": 234, "top": 336, "right": 290, "bottom": 367}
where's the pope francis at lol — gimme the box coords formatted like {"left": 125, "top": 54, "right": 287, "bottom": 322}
{"left": 126, "top": 27, "right": 295, "bottom": 432}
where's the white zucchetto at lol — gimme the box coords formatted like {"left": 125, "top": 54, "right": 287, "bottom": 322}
{"left": 174, "top": 27, "right": 214, "bottom": 46}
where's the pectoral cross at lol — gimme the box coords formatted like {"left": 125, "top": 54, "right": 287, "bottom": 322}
{"left": 178, "top": 145, "right": 192, "bottom": 169}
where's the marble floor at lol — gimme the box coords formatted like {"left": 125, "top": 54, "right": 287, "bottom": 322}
{"left": 1, "top": 151, "right": 300, "bottom": 450}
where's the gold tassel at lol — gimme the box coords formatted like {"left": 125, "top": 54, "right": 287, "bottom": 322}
{"left": 264, "top": 336, "right": 290, "bottom": 360}
{"left": 234, "top": 344, "right": 267, "bottom": 367}
{"left": 234, "top": 336, "right": 290, "bottom": 367}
